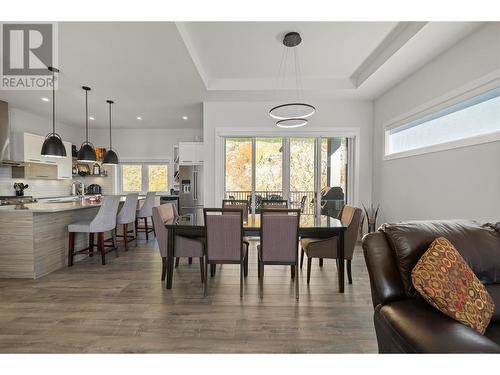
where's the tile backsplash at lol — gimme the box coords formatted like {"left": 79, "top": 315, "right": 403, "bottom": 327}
{"left": 0, "top": 165, "right": 114, "bottom": 198}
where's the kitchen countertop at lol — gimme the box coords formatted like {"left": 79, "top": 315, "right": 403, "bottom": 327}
{"left": 0, "top": 195, "right": 144, "bottom": 213}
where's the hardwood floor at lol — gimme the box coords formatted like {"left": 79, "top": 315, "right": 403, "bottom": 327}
{"left": 0, "top": 238, "right": 377, "bottom": 353}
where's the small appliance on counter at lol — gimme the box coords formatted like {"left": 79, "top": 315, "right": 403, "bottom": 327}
{"left": 92, "top": 163, "right": 101, "bottom": 175}
{"left": 13, "top": 182, "right": 29, "bottom": 196}
{"left": 86, "top": 184, "right": 102, "bottom": 195}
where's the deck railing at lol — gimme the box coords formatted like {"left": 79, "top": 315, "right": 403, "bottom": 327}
{"left": 224, "top": 190, "right": 316, "bottom": 215}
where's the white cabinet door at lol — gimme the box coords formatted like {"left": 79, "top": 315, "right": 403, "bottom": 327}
{"left": 23, "top": 133, "right": 45, "bottom": 163}
{"left": 56, "top": 141, "right": 73, "bottom": 180}
{"left": 179, "top": 142, "right": 197, "bottom": 164}
{"left": 195, "top": 143, "right": 204, "bottom": 163}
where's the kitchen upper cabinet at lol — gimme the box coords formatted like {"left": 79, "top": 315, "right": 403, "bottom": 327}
{"left": 22, "top": 132, "right": 45, "bottom": 163}
{"left": 13, "top": 132, "right": 73, "bottom": 179}
{"left": 56, "top": 141, "right": 73, "bottom": 180}
{"left": 178, "top": 142, "right": 203, "bottom": 165}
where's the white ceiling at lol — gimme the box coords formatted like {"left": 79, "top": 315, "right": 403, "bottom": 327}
{"left": 0, "top": 21, "right": 485, "bottom": 129}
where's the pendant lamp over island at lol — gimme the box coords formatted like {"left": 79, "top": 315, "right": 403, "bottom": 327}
{"left": 102, "top": 100, "right": 119, "bottom": 165}
{"left": 77, "top": 86, "right": 97, "bottom": 163}
{"left": 41, "top": 67, "right": 67, "bottom": 157}
{"left": 269, "top": 32, "right": 316, "bottom": 128}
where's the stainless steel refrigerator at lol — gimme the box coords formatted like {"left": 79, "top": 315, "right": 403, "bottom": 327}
{"left": 178, "top": 165, "right": 204, "bottom": 218}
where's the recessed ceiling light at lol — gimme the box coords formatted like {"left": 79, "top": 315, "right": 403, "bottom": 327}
{"left": 182, "top": 116, "right": 188, "bottom": 120}
{"left": 89, "top": 116, "right": 95, "bottom": 120}
{"left": 137, "top": 116, "right": 142, "bottom": 120}
{"left": 41, "top": 97, "right": 49, "bottom": 102}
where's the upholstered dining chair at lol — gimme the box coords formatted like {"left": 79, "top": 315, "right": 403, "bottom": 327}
{"left": 300, "top": 205, "right": 362, "bottom": 285}
{"left": 203, "top": 208, "right": 249, "bottom": 297}
{"left": 152, "top": 203, "right": 205, "bottom": 283}
{"left": 136, "top": 191, "right": 156, "bottom": 240}
{"left": 258, "top": 209, "right": 301, "bottom": 300}
{"left": 68, "top": 195, "right": 121, "bottom": 266}
{"left": 222, "top": 199, "right": 249, "bottom": 222}
{"left": 115, "top": 193, "right": 139, "bottom": 251}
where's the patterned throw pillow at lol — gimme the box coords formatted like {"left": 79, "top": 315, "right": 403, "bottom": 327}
{"left": 411, "top": 237, "right": 495, "bottom": 334}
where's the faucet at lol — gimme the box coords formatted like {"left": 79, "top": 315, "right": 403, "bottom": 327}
{"left": 71, "top": 180, "right": 85, "bottom": 198}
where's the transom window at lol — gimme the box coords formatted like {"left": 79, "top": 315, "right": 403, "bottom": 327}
{"left": 385, "top": 87, "right": 500, "bottom": 158}
{"left": 121, "top": 163, "right": 169, "bottom": 193}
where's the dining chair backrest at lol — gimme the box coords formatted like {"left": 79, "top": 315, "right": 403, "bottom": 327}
{"left": 137, "top": 191, "right": 156, "bottom": 217}
{"left": 89, "top": 195, "right": 121, "bottom": 233}
{"left": 260, "top": 208, "right": 300, "bottom": 263}
{"left": 117, "top": 193, "right": 139, "bottom": 224}
{"left": 152, "top": 203, "right": 178, "bottom": 258}
{"left": 262, "top": 199, "right": 288, "bottom": 209}
{"left": 204, "top": 208, "right": 244, "bottom": 262}
{"left": 339, "top": 205, "right": 363, "bottom": 259}
{"left": 222, "top": 199, "right": 248, "bottom": 221}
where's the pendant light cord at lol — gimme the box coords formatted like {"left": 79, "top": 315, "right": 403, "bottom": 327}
{"left": 108, "top": 101, "right": 112, "bottom": 149}
{"left": 85, "top": 89, "right": 89, "bottom": 142}
{"left": 52, "top": 69, "right": 56, "bottom": 134}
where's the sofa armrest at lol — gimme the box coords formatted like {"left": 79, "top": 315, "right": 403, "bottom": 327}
{"left": 375, "top": 299, "right": 500, "bottom": 353}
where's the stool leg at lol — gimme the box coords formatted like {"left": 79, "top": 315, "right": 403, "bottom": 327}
{"left": 291, "top": 265, "right": 295, "bottom": 279}
{"left": 89, "top": 233, "right": 94, "bottom": 257}
{"left": 151, "top": 217, "right": 156, "bottom": 238}
{"left": 113, "top": 230, "right": 119, "bottom": 258}
{"left": 98, "top": 232, "right": 105, "bottom": 265}
{"left": 135, "top": 218, "right": 139, "bottom": 240}
{"left": 144, "top": 217, "right": 149, "bottom": 241}
{"left": 123, "top": 224, "right": 128, "bottom": 251}
{"left": 188, "top": 257, "right": 193, "bottom": 265}
{"left": 175, "top": 257, "right": 180, "bottom": 268}
{"left": 68, "top": 232, "right": 75, "bottom": 267}
{"left": 319, "top": 258, "right": 323, "bottom": 267}
{"left": 307, "top": 257, "right": 312, "bottom": 284}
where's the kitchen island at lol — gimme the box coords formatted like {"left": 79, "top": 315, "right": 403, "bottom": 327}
{"left": 0, "top": 196, "right": 140, "bottom": 279}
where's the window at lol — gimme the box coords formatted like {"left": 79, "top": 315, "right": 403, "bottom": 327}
{"left": 385, "top": 87, "right": 500, "bottom": 158}
{"left": 121, "top": 163, "right": 169, "bottom": 193}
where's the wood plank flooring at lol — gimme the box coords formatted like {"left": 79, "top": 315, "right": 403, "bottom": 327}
{"left": 0, "top": 237, "right": 377, "bottom": 353}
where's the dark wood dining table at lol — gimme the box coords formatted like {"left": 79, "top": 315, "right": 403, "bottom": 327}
{"left": 164, "top": 213, "right": 348, "bottom": 292}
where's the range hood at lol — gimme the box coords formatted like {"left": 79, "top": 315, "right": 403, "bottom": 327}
{"left": 0, "top": 100, "right": 22, "bottom": 166}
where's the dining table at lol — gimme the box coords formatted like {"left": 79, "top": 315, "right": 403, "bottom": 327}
{"left": 164, "top": 213, "right": 348, "bottom": 292}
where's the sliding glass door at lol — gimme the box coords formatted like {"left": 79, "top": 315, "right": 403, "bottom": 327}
{"left": 224, "top": 136, "right": 349, "bottom": 220}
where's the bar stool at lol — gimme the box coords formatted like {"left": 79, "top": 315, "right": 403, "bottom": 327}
{"left": 115, "top": 193, "right": 139, "bottom": 251}
{"left": 135, "top": 192, "right": 156, "bottom": 240}
{"left": 67, "top": 196, "right": 121, "bottom": 266}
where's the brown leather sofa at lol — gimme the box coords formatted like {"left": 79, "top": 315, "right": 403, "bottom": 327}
{"left": 362, "top": 220, "right": 500, "bottom": 353}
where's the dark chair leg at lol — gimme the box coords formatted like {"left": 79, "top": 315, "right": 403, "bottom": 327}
{"left": 161, "top": 257, "right": 166, "bottom": 281}
{"left": 210, "top": 264, "right": 216, "bottom": 277}
{"left": 151, "top": 217, "right": 156, "bottom": 238}
{"left": 300, "top": 248, "right": 304, "bottom": 269}
{"left": 135, "top": 218, "right": 139, "bottom": 240}
{"left": 307, "top": 256, "right": 312, "bottom": 284}
{"left": 144, "top": 217, "right": 149, "bottom": 241}
{"left": 199, "top": 257, "right": 204, "bottom": 283}
{"left": 175, "top": 257, "right": 180, "bottom": 268}
{"left": 243, "top": 253, "right": 248, "bottom": 277}
{"left": 89, "top": 233, "right": 94, "bottom": 257}
{"left": 123, "top": 224, "right": 128, "bottom": 251}
{"left": 259, "top": 262, "right": 264, "bottom": 298}
{"left": 291, "top": 265, "right": 295, "bottom": 279}
{"left": 319, "top": 258, "right": 323, "bottom": 267}
{"left": 240, "top": 260, "right": 243, "bottom": 298}
{"left": 347, "top": 259, "right": 352, "bottom": 284}
{"left": 68, "top": 232, "right": 75, "bottom": 266}
{"left": 98, "top": 232, "right": 105, "bottom": 265}
{"left": 204, "top": 259, "right": 208, "bottom": 297}
{"left": 188, "top": 257, "right": 192, "bottom": 265}
{"left": 295, "top": 264, "right": 299, "bottom": 300}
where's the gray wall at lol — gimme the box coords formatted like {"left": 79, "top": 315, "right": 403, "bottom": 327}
{"left": 372, "top": 23, "right": 500, "bottom": 224}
